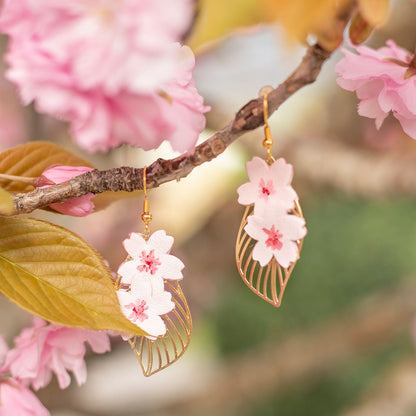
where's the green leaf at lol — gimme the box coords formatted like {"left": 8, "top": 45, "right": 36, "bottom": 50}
{"left": 0, "top": 216, "right": 146, "bottom": 335}
{"left": 0, "top": 189, "right": 14, "bottom": 216}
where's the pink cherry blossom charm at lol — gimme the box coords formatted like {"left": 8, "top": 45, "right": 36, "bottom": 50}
{"left": 235, "top": 91, "right": 306, "bottom": 307}
{"left": 115, "top": 168, "right": 192, "bottom": 376}
{"left": 128, "top": 280, "right": 192, "bottom": 376}
{"left": 236, "top": 196, "right": 306, "bottom": 307}
{"left": 116, "top": 230, "right": 192, "bottom": 376}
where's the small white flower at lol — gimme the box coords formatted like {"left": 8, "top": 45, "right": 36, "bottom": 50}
{"left": 237, "top": 156, "right": 298, "bottom": 215}
{"left": 117, "top": 278, "right": 174, "bottom": 338}
{"left": 244, "top": 206, "right": 307, "bottom": 268}
{"left": 118, "top": 230, "right": 184, "bottom": 286}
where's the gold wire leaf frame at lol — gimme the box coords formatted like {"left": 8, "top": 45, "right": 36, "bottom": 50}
{"left": 128, "top": 280, "right": 192, "bottom": 377}
{"left": 235, "top": 200, "right": 305, "bottom": 307}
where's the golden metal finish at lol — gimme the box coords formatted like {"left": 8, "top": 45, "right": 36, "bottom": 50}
{"left": 235, "top": 201, "right": 305, "bottom": 307}
{"left": 141, "top": 166, "right": 152, "bottom": 239}
{"left": 128, "top": 281, "right": 193, "bottom": 376}
{"left": 262, "top": 92, "right": 275, "bottom": 165}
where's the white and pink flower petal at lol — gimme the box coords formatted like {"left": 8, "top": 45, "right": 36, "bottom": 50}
{"left": 117, "top": 260, "right": 139, "bottom": 284}
{"left": 237, "top": 182, "right": 258, "bottom": 206}
{"left": 137, "top": 314, "right": 167, "bottom": 338}
{"left": 270, "top": 158, "right": 294, "bottom": 185}
{"left": 150, "top": 274, "right": 166, "bottom": 295}
{"left": 147, "top": 229, "right": 174, "bottom": 254}
{"left": 252, "top": 241, "right": 273, "bottom": 267}
{"left": 157, "top": 253, "right": 184, "bottom": 280}
{"left": 273, "top": 240, "right": 299, "bottom": 268}
{"left": 123, "top": 232, "right": 147, "bottom": 259}
{"left": 245, "top": 156, "right": 269, "bottom": 183}
{"left": 244, "top": 215, "right": 267, "bottom": 242}
{"left": 274, "top": 215, "right": 307, "bottom": 241}
{"left": 130, "top": 277, "right": 153, "bottom": 298}
{"left": 149, "top": 291, "right": 175, "bottom": 316}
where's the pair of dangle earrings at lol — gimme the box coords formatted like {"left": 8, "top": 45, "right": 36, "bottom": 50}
{"left": 236, "top": 88, "right": 307, "bottom": 307}
{"left": 115, "top": 167, "right": 192, "bottom": 376}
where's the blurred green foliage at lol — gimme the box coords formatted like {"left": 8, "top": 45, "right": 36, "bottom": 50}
{"left": 211, "top": 195, "right": 416, "bottom": 354}
{"left": 240, "top": 338, "right": 413, "bottom": 416}
{"left": 209, "top": 195, "right": 416, "bottom": 415}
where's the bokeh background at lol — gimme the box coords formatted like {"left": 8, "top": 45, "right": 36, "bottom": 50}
{"left": 2, "top": 1, "right": 416, "bottom": 415}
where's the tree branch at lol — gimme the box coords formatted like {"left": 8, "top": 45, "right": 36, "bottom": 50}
{"left": 11, "top": 44, "right": 331, "bottom": 216}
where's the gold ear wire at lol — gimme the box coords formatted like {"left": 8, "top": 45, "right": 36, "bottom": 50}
{"left": 141, "top": 166, "right": 152, "bottom": 239}
{"left": 262, "top": 91, "right": 275, "bottom": 165}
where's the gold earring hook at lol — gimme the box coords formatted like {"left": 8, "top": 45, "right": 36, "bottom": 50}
{"left": 141, "top": 166, "right": 152, "bottom": 239}
{"left": 262, "top": 91, "right": 274, "bottom": 165}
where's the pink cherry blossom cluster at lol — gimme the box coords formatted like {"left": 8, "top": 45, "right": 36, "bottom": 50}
{"left": 237, "top": 157, "right": 307, "bottom": 268}
{"left": 0, "top": 317, "right": 110, "bottom": 415}
{"left": 336, "top": 40, "right": 416, "bottom": 140}
{"left": 0, "top": 0, "right": 209, "bottom": 153}
{"left": 116, "top": 230, "right": 184, "bottom": 338}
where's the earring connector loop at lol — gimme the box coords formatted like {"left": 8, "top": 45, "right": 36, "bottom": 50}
{"left": 262, "top": 92, "right": 274, "bottom": 165}
{"left": 141, "top": 166, "right": 152, "bottom": 239}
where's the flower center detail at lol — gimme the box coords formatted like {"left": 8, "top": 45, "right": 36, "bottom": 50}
{"left": 258, "top": 178, "right": 275, "bottom": 201}
{"left": 127, "top": 299, "right": 149, "bottom": 322}
{"left": 262, "top": 225, "right": 283, "bottom": 251}
{"left": 137, "top": 249, "right": 162, "bottom": 275}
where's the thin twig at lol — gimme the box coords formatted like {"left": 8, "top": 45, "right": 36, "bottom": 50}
{"left": 0, "top": 173, "right": 37, "bottom": 185}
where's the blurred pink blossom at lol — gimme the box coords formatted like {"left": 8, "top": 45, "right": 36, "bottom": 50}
{"left": 118, "top": 230, "right": 184, "bottom": 286}
{"left": 0, "top": 379, "right": 50, "bottom": 416}
{"left": 244, "top": 206, "right": 307, "bottom": 268}
{"left": 237, "top": 157, "right": 298, "bottom": 215}
{"left": 0, "top": 0, "right": 209, "bottom": 153}
{"left": 0, "top": 335, "right": 50, "bottom": 415}
{"left": 117, "top": 276, "right": 174, "bottom": 338}
{"left": 2, "top": 317, "right": 110, "bottom": 390}
{"left": 38, "top": 165, "right": 95, "bottom": 216}
{"left": 336, "top": 40, "right": 416, "bottom": 140}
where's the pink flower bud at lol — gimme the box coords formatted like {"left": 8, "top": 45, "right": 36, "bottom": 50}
{"left": 38, "top": 165, "right": 95, "bottom": 217}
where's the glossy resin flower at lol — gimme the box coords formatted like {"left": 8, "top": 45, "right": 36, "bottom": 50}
{"left": 237, "top": 157, "right": 298, "bottom": 215}
{"left": 117, "top": 277, "right": 174, "bottom": 338}
{"left": 336, "top": 40, "right": 416, "bottom": 139}
{"left": 117, "top": 230, "right": 184, "bottom": 285}
{"left": 244, "top": 207, "right": 307, "bottom": 268}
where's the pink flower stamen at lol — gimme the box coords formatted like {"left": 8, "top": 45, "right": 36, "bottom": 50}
{"left": 127, "top": 299, "right": 149, "bottom": 323}
{"left": 137, "top": 249, "right": 162, "bottom": 275}
{"left": 262, "top": 225, "right": 283, "bottom": 251}
{"left": 258, "top": 178, "right": 275, "bottom": 201}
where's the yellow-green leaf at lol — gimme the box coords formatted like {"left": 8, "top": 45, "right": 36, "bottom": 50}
{"left": 261, "top": 0, "right": 352, "bottom": 44}
{"left": 0, "top": 141, "right": 139, "bottom": 212}
{"left": 349, "top": 12, "right": 374, "bottom": 44}
{"left": 189, "top": 0, "right": 266, "bottom": 50}
{"left": 0, "top": 188, "right": 14, "bottom": 215}
{"left": 189, "top": 0, "right": 352, "bottom": 50}
{"left": 0, "top": 216, "right": 146, "bottom": 335}
{"left": 0, "top": 141, "right": 94, "bottom": 193}
{"left": 358, "top": 0, "right": 389, "bottom": 28}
